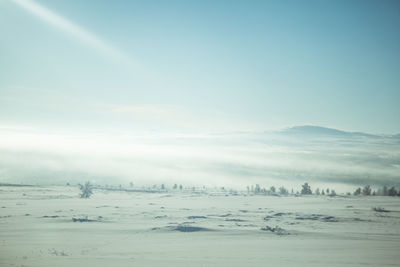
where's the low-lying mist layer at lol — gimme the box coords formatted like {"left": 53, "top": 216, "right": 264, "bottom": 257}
{"left": 0, "top": 127, "right": 399, "bottom": 191}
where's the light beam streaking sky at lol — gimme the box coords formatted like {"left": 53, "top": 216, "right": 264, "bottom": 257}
{"left": 10, "top": 0, "right": 127, "bottom": 62}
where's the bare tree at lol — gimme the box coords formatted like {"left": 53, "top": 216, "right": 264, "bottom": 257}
{"left": 255, "top": 184, "right": 261, "bottom": 194}
{"left": 279, "top": 186, "right": 288, "bottom": 195}
{"left": 315, "top": 188, "right": 320, "bottom": 195}
{"left": 79, "top": 181, "right": 93, "bottom": 198}
{"left": 383, "top": 186, "right": 388, "bottom": 196}
{"left": 388, "top": 187, "right": 398, "bottom": 196}
{"left": 362, "top": 185, "right": 371, "bottom": 196}
{"left": 354, "top": 187, "right": 361, "bottom": 196}
{"left": 301, "top": 183, "right": 312, "bottom": 195}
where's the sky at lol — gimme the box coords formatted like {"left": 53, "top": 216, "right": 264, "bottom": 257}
{"left": 0, "top": 0, "right": 399, "bottom": 134}
{"left": 0, "top": 0, "right": 400, "bottom": 188}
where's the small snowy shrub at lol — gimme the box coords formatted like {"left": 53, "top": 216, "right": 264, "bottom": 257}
{"left": 79, "top": 181, "right": 93, "bottom": 198}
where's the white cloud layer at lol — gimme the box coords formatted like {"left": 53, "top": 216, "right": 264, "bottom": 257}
{"left": 0, "top": 128, "right": 399, "bottom": 192}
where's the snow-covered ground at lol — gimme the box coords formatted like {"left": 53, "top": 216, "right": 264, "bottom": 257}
{"left": 1, "top": 185, "right": 400, "bottom": 266}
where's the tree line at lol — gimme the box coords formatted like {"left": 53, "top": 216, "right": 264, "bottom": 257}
{"left": 246, "top": 183, "right": 400, "bottom": 197}
{"left": 77, "top": 181, "right": 400, "bottom": 198}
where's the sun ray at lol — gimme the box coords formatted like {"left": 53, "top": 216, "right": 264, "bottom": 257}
{"left": 11, "top": 0, "right": 126, "bottom": 61}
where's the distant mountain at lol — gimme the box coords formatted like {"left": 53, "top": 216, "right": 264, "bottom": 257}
{"left": 281, "top": 125, "right": 381, "bottom": 138}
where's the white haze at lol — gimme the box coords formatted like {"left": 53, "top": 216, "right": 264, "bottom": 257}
{"left": 0, "top": 127, "right": 399, "bottom": 193}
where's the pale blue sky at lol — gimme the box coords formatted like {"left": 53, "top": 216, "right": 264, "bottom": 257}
{"left": 1, "top": 0, "right": 399, "bottom": 134}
